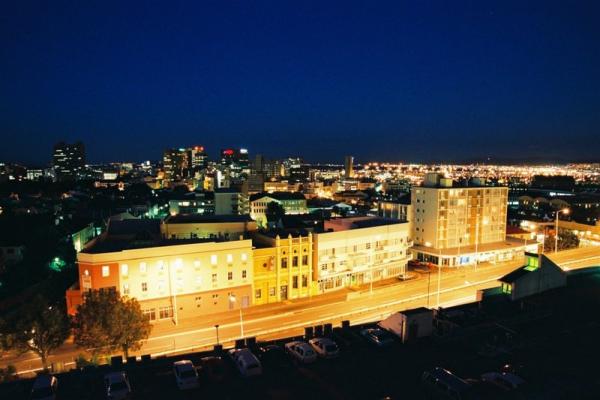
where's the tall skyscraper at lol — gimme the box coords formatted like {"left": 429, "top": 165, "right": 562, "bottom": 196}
{"left": 163, "top": 148, "right": 190, "bottom": 181}
{"left": 344, "top": 155, "right": 354, "bottom": 179}
{"left": 52, "top": 141, "right": 86, "bottom": 181}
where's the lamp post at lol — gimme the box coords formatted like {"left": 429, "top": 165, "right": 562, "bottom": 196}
{"left": 229, "top": 294, "right": 244, "bottom": 338}
{"left": 436, "top": 249, "right": 442, "bottom": 309}
{"left": 555, "top": 208, "right": 569, "bottom": 253}
{"left": 214, "top": 324, "right": 220, "bottom": 345}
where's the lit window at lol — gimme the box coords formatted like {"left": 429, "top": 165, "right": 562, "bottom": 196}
{"left": 139, "top": 262, "right": 147, "bottom": 273}
{"left": 174, "top": 258, "right": 182, "bottom": 270}
{"left": 195, "top": 276, "right": 202, "bottom": 286}
{"left": 122, "top": 283, "right": 129, "bottom": 295}
{"left": 211, "top": 255, "right": 218, "bottom": 265}
{"left": 158, "top": 280, "right": 165, "bottom": 291}
{"left": 121, "top": 264, "right": 128, "bottom": 276}
{"left": 241, "top": 253, "right": 248, "bottom": 262}
{"left": 176, "top": 278, "right": 183, "bottom": 289}
{"left": 194, "top": 259, "right": 201, "bottom": 268}
{"left": 84, "top": 269, "right": 89, "bottom": 276}
{"left": 227, "top": 254, "right": 233, "bottom": 264}
{"left": 102, "top": 266, "right": 110, "bottom": 277}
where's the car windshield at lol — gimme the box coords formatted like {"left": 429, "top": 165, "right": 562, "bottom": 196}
{"left": 31, "top": 387, "right": 54, "bottom": 398}
{"left": 325, "top": 344, "right": 338, "bottom": 352}
{"left": 110, "top": 381, "right": 128, "bottom": 392}
{"left": 180, "top": 369, "right": 196, "bottom": 379}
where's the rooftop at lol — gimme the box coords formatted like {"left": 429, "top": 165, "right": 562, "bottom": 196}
{"left": 250, "top": 191, "right": 306, "bottom": 202}
{"left": 164, "top": 214, "right": 254, "bottom": 224}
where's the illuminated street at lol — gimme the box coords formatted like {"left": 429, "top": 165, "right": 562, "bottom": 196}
{"left": 4, "top": 246, "right": 599, "bottom": 375}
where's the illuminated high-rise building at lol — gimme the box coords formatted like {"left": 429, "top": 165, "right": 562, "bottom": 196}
{"left": 344, "top": 155, "right": 354, "bottom": 179}
{"left": 52, "top": 141, "right": 86, "bottom": 181}
{"left": 163, "top": 148, "right": 189, "bottom": 181}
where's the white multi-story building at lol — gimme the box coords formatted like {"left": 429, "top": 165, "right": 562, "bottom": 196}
{"left": 312, "top": 217, "right": 412, "bottom": 293}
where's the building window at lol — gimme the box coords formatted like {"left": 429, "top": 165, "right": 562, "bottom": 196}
{"left": 141, "top": 282, "right": 148, "bottom": 292}
{"left": 195, "top": 276, "right": 202, "bottom": 286}
{"left": 143, "top": 309, "right": 156, "bottom": 321}
{"left": 159, "top": 306, "right": 173, "bottom": 319}
{"left": 255, "top": 289, "right": 262, "bottom": 299}
{"left": 212, "top": 294, "right": 219, "bottom": 305}
{"left": 211, "top": 255, "right": 218, "bottom": 265}
{"left": 121, "top": 264, "right": 128, "bottom": 277}
{"left": 174, "top": 258, "right": 182, "bottom": 271}
{"left": 281, "top": 258, "right": 288, "bottom": 269}
{"left": 242, "top": 270, "right": 247, "bottom": 279}
{"left": 302, "top": 255, "right": 308, "bottom": 265}
{"left": 293, "top": 276, "right": 298, "bottom": 289}
{"left": 102, "top": 265, "right": 110, "bottom": 277}
{"left": 195, "top": 296, "right": 202, "bottom": 307}
{"left": 139, "top": 262, "right": 147, "bottom": 274}
{"left": 226, "top": 254, "right": 233, "bottom": 264}
{"left": 158, "top": 280, "right": 165, "bottom": 292}
{"left": 269, "top": 287, "right": 276, "bottom": 296}
{"left": 228, "top": 271, "right": 233, "bottom": 281}
{"left": 302, "top": 275, "right": 308, "bottom": 287}
{"left": 122, "top": 283, "right": 129, "bottom": 295}
{"left": 292, "top": 256, "right": 298, "bottom": 267}
{"left": 194, "top": 259, "right": 201, "bottom": 268}
{"left": 157, "top": 260, "right": 165, "bottom": 272}
{"left": 241, "top": 253, "right": 248, "bottom": 262}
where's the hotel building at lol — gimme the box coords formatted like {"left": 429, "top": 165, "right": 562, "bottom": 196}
{"left": 411, "top": 173, "right": 524, "bottom": 266}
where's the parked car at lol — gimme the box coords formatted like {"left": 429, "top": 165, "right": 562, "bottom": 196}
{"left": 228, "top": 348, "right": 262, "bottom": 377}
{"left": 481, "top": 372, "right": 525, "bottom": 390}
{"left": 309, "top": 338, "right": 340, "bottom": 359}
{"left": 104, "top": 371, "right": 132, "bottom": 400}
{"left": 173, "top": 360, "right": 199, "bottom": 390}
{"left": 257, "top": 344, "right": 293, "bottom": 370}
{"left": 200, "top": 356, "right": 227, "bottom": 382}
{"left": 284, "top": 340, "right": 317, "bottom": 364}
{"left": 30, "top": 374, "right": 58, "bottom": 400}
{"left": 421, "top": 367, "right": 472, "bottom": 400}
{"left": 360, "top": 327, "right": 395, "bottom": 347}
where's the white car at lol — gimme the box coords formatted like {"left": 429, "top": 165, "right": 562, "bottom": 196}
{"left": 309, "top": 338, "right": 340, "bottom": 358}
{"left": 173, "top": 360, "right": 199, "bottom": 390}
{"left": 30, "top": 374, "right": 58, "bottom": 400}
{"left": 284, "top": 340, "right": 317, "bottom": 364}
{"left": 228, "top": 348, "right": 262, "bottom": 377}
{"left": 104, "top": 371, "right": 131, "bottom": 400}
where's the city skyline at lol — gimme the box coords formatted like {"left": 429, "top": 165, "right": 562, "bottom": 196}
{"left": 2, "top": 1, "right": 599, "bottom": 164}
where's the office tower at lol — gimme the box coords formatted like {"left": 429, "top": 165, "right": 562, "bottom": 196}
{"left": 190, "top": 146, "right": 208, "bottom": 170}
{"left": 163, "top": 148, "right": 190, "bottom": 181}
{"left": 53, "top": 141, "right": 86, "bottom": 181}
{"left": 344, "top": 155, "right": 354, "bottom": 179}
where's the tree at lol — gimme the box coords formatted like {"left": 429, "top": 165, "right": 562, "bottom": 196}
{"left": 265, "top": 201, "right": 285, "bottom": 223}
{"left": 544, "top": 228, "right": 580, "bottom": 252}
{"left": 73, "top": 289, "right": 152, "bottom": 358}
{"left": 2, "top": 296, "right": 70, "bottom": 371}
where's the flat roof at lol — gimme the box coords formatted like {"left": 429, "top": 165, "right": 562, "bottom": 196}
{"left": 82, "top": 237, "right": 221, "bottom": 254}
{"left": 165, "top": 214, "right": 254, "bottom": 224}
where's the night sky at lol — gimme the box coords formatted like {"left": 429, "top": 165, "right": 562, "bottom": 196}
{"left": 1, "top": 1, "right": 599, "bottom": 165}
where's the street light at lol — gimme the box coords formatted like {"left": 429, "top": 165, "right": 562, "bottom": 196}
{"left": 555, "top": 208, "right": 569, "bottom": 254}
{"left": 229, "top": 294, "right": 244, "bottom": 338}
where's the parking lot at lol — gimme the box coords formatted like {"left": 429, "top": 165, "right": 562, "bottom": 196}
{"left": 3, "top": 270, "right": 600, "bottom": 399}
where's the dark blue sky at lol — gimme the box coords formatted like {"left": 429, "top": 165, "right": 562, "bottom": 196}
{"left": 1, "top": 1, "right": 599, "bottom": 165}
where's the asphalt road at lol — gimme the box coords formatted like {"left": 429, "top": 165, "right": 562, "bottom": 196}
{"left": 3, "top": 245, "right": 600, "bottom": 375}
